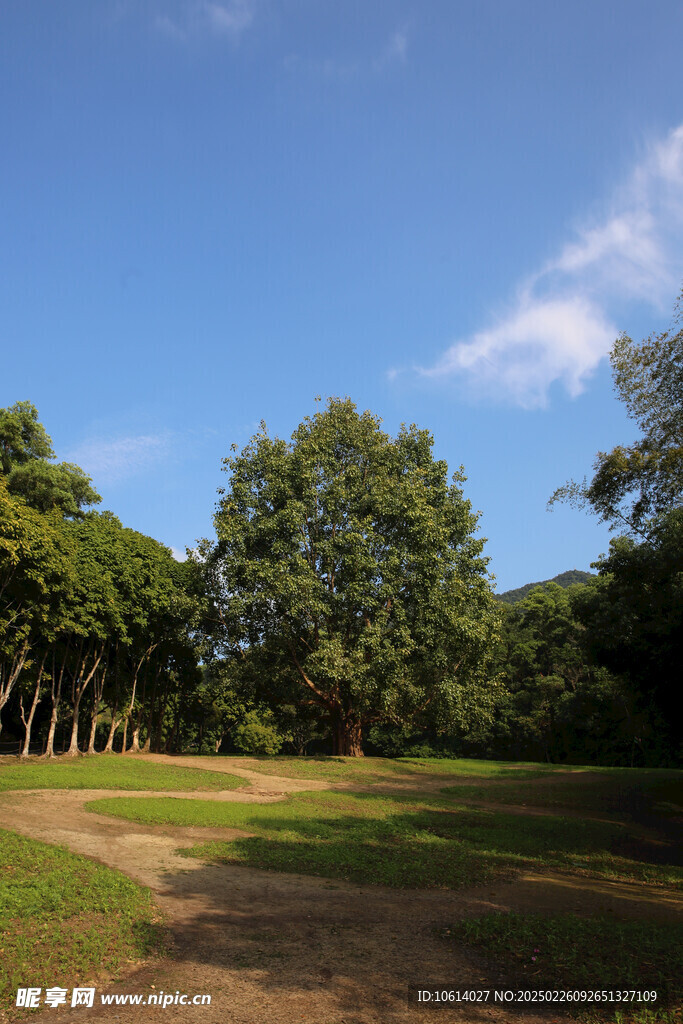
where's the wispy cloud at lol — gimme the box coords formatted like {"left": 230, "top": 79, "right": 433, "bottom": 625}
{"left": 373, "top": 25, "right": 409, "bottom": 70}
{"left": 155, "top": 0, "right": 255, "bottom": 43}
{"left": 66, "top": 433, "right": 172, "bottom": 485}
{"left": 407, "top": 124, "right": 683, "bottom": 408}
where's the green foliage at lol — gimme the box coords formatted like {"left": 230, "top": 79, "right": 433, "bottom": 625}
{"left": 232, "top": 710, "right": 284, "bottom": 755}
{"left": 0, "top": 401, "right": 100, "bottom": 518}
{"left": 483, "top": 582, "right": 637, "bottom": 764}
{"left": 447, "top": 913, "right": 682, "bottom": 1016}
{"left": 0, "top": 402, "right": 54, "bottom": 474}
{"left": 576, "top": 511, "right": 683, "bottom": 760}
{"left": 7, "top": 460, "right": 101, "bottom": 518}
{"left": 0, "top": 829, "right": 164, "bottom": 1003}
{"left": 550, "top": 294, "right": 683, "bottom": 537}
{"left": 202, "top": 397, "right": 501, "bottom": 754}
{"left": 0, "top": 755, "right": 243, "bottom": 791}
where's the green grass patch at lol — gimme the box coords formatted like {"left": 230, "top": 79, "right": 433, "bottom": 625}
{"left": 0, "top": 829, "right": 164, "bottom": 1009}
{"left": 86, "top": 790, "right": 682, "bottom": 890}
{"left": 0, "top": 756, "right": 243, "bottom": 792}
{"left": 447, "top": 912, "right": 682, "bottom": 1020}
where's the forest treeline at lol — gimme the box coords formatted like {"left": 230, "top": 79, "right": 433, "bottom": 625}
{"left": 495, "top": 570, "right": 594, "bottom": 605}
{"left": 1, "top": 298, "right": 681, "bottom": 765}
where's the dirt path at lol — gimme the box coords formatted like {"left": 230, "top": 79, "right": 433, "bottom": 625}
{"left": 1, "top": 761, "right": 680, "bottom": 1024}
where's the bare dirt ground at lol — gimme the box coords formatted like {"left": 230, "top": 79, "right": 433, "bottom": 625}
{"left": 1, "top": 755, "right": 680, "bottom": 1024}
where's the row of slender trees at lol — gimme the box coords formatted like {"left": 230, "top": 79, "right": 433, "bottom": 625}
{"left": 0, "top": 403, "right": 201, "bottom": 756}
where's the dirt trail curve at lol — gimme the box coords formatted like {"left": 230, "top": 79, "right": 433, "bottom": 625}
{"left": 0, "top": 757, "right": 680, "bottom": 1024}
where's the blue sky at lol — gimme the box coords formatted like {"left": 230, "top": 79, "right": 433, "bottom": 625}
{"left": 2, "top": 1, "right": 682, "bottom": 591}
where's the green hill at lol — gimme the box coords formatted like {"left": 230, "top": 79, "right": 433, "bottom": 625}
{"left": 496, "top": 569, "right": 595, "bottom": 605}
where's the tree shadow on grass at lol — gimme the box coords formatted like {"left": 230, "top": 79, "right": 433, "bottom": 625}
{"left": 179, "top": 798, "right": 682, "bottom": 890}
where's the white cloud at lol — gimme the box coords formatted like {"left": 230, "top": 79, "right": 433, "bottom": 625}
{"left": 421, "top": 297, "right": 616, "bottom": 409}
{"left": 170, "top": 546, "right": 188, "bottom": 562}
{"left": 410, "top": 124, "right": 683, "bottom": 407}
{"left": 154, "top": 0, "right": 255, "bottom": 43}
{"left": 66, "top": 433, "right": 172, "bottom": 484}
{"left": 203, "top": 0, "right": 254, "bottom": 37}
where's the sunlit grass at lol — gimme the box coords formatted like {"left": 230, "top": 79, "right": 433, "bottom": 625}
{"left": 0, "top": 755, "right": 243, "bottom": 792}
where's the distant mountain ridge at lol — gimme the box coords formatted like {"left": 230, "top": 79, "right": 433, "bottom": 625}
{"left": 495, "top": 569, "right": 595, "bottom": 604}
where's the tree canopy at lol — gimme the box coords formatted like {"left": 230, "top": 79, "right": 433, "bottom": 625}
{"left": 0, "top": 401, "right": 101, "bottom": 517}
{"left": 201, "top": 398, "right": 501, "bottom": 755}
{"left": 550, "top": 292, "right": 683, "bottom": 537}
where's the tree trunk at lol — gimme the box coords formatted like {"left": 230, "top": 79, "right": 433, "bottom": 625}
{"left": 45, "top": 705, "right": 59, "bottom": 758}
{"left": 86, "top": 663, "right": 107, "bottom": 754}
{"left": 129, "top": 724, "right": 141, "bottom": 753}
{"left": 0, "top": 642, "right": 30, "bottom": 735}
{"left": 123, "top": 643, "right": 156, "bottom": 754}
{"left": 86, "top": 708, "right": 99, "bottom": 754}
{"left": 332, "top": 717, "right": 363, "bottom": 756}
{"left": 19, "top": 655, "right": 46, "bottom": 757}
{"left": 44, "top": 644, "right": 69, "bottom": 758}
{"left": 66, "top": 644, "right": 104, "bottom": 756}
{"left": 66, "top": 694, "right": 82, "bottom": 756}
{"left": 102, "top": 704, "right": 121, "bottom": 753}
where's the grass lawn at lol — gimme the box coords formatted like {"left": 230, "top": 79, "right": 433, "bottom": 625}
{"left": 86, "top": 788, "right": 683, "bottom": 890}
{"left": 0, "top": 829, "right": 164, "bottom": 1011}
{"left": 445, "top": 912, "right": 683, "bottom": 1022}
{"left": 0, "top": 755, "right": 244, "bottom": 792}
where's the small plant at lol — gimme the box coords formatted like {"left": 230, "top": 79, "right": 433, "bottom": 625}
{"left": 232, "top": 710, "right": 284, "bottom": 755}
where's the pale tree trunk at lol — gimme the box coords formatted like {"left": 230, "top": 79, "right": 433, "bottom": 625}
{"left": 128, "top": 657, "right": 151, "bottom": 753}
{"left": 102, "top": 703, "right": 122, "bottom": 753}
{"left": 0, "top": 642, "right": 30, "bottom": 738}
{"left": 102, "top": 643, "right": 122, "bottom": 753}
{"left": 19, "top": 653, "right": 46, "bottom": 757}
{"left": 66, "top": 642, "right": 104, "bottom": 756}
{"left": 86, "top": 662, "right": 107, "bottom": 754}
{"left": 44, "top": 642, "right": 70, "bottom": 758}
{"left": 129, "top": 723, "right": 142, "bottom": 753}
{"left": 123, "top": 644, "right": 157, "bottom": 754}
